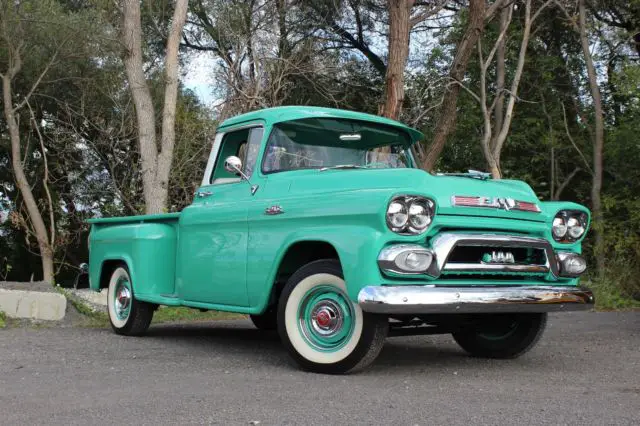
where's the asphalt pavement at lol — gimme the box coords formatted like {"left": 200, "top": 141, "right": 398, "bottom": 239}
{"left": 0, "top": 312, "right": 638, "bottom": 425}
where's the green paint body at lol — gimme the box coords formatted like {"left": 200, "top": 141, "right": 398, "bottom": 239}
{"left": 88, "top": 107, "right": 590, "bottom": 315}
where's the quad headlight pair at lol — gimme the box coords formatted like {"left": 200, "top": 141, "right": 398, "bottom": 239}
{"left": 552, "top": 210, "right": 588, "bottom": 243}
{"left": 386, "top": 195, "right": 435, "bottom": 235}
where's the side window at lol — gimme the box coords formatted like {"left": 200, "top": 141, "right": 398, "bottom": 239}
{"left": 243, "top": 127, "right": 263, "bottom": 178}
{"left": 209, "top": 126, "right": 263, "bottom": 185}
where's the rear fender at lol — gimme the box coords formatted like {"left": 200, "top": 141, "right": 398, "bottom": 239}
{"left": 88, "top": 222, "right": 177, "bottom": 298}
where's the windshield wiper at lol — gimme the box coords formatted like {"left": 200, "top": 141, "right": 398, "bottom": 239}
{"left": 319, "top": 164, "right": 365, "bottom": 171}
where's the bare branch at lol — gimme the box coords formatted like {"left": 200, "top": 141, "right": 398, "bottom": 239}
{"left": 13, "top": 36, "right": 70, "bottom": 112}
{"left": 410, "top": 0, "right": 448, "bottom": 28}
{"left": 555, "top": 167, "right": 581, "bottom": 200}
{"left": 561, "top": 102, "right": 593, "bottom": 174}
{"left": 26, "top": 99, "right": 55, "bottom": 249}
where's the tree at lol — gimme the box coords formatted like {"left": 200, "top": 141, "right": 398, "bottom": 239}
{"left": 121, "top": 0, "right": 189, "bottom": 214}
{"left": 0, "top": 1, "right": 75, "bottom": 282}
{"left": 475, "top": 0, "right": 552, "bottom": 178}
{"left": 421, "top": 0, "right": 489, "bottom": 170}
{"left": 381, "top": 0, "right": 446, "bottom": 120}
{"left": 555, "top": 0, "right": 606, "bottom": 277}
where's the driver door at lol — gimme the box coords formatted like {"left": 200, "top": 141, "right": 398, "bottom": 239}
{"left": 177, "top": 125, "right": 264, "bottom": 307}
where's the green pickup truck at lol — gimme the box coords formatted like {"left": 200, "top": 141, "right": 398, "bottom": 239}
{"left": 87, "top": 106, "right": 593, "bottom": 373}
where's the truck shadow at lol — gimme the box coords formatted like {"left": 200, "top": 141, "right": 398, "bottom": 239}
{"left": 143, "top": 321, "right": 489, "bottom": 372}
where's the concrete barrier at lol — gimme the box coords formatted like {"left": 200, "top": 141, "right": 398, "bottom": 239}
{"left": 0, "top": 289, "right": 67, "bottom": 321}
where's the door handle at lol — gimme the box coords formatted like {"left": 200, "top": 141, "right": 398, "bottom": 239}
{"left": 196, "top": 191, "right": 213, "bottom": 198}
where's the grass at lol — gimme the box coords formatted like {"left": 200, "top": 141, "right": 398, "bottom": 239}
{"left": 586, "top": 280, "right": 640, "bottom": 311}
{"left": 152, "top": 306, "right": 245, "bottom": 324}
{"left": 0, "top": 311, "right": 6, "bottom": 328}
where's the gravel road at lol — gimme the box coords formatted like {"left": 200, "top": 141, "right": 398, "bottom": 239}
{"left": 0, "top": 312, "right": 638, "bottom": 425}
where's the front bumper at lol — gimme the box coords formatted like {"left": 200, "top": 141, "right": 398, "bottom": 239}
{"left": 358, "top": 285, "right": 594, "bottom": 314}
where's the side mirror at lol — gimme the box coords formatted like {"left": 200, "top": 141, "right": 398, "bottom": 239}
{"left": 223, "top": 156, "right": 257, "bottom": 196}
{"left": 224, "top": 155, "right": 243, "bottom": 175}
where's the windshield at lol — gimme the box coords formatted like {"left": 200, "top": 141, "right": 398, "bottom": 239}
{"left": 262, "top": 118, "right": 413, "bottom": 173}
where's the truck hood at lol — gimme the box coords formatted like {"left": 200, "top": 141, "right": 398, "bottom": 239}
{"left": 286, "top": 168, "right": 546, "bottom": 222}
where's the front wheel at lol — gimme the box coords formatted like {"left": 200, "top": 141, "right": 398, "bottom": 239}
{"left": 452, "top": 313, "right": 547, "bottom": 359}
{"left": 278, "top": 259, "right": 388, "bottom": 374}
{"left": 250, "top": 307, "right": 277, "bottom": 331}
{"left": 107, "top": 266, "right": 154, "bottom": 336}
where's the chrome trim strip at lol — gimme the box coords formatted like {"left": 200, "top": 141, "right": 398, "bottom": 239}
{"left": 443, "top": 263, "right": 549, "bottom": 273}
{"left": 358, "top": 285, "right": 594, "bottom": 314}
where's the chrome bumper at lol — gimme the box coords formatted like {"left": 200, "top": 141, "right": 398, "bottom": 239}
{"left": 358, "top": 285, "right": 594, "bottom": 314}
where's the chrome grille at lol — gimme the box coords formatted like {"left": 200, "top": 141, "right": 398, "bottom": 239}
{"left": 429, "top": 233, "right": 556, "bottom": 278}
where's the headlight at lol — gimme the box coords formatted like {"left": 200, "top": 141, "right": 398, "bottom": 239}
{"left": 386, "top": 201, "right": 408, "bottom": 231}
{"left": 552, "top": 211, "right": 588, "bottom": 243}
{"left": 567, "top": 217, "right": 585, "bottom": 239}
{"left": 386, "top": 196, "right": 435, "bottom": 235}
{"left": 552, "top": 217, "right": 567, "bottom": 239}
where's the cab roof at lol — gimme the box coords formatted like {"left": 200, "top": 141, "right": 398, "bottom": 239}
{"left": 218, "top": 106, "right": 424, "bottom": 144}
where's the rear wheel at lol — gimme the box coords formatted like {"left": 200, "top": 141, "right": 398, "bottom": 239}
{"left": 278, "top": 259, "right": 388, "bottom": 374}
{"left": 107, "top": 266, "right": 154, "bottom": 336}
{"left": 452, "top": 313, "right": 547, "bottom": 359}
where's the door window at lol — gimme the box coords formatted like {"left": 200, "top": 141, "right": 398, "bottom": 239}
{"left": 209, "top": 127, "right": 263, "bottom": 185}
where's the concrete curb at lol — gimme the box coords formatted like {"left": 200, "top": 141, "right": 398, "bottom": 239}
{"left": 0, "top": 288, "right": 67, "bottom": 321}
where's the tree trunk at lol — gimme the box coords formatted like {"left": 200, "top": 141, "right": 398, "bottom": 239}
{"left": 489, "top": 0, "right": 537, "bottom": 178}
{"left": 578, "top": 0, "right": 605, "bottom": 277}
{"left": 381, "top": 0, "right": 413, "bottom": 120}
{"left": 156, "top": 0, "right": 189, "bottom": 213}
{"left": 421, "top": 0, "right": 486, "bottom": 170}
{"left": 122, "top": 0, "right": 188, "bottom": 214}
{"left": 276, "top": 0, "right": 290, "bottom": 58}
{"left": 2, "top": 75, "right": 54, "bottom": 283}
{"left": 122, "top": 0, "right": 160, "bottom": 213}
{"left": 491, "top": 4, "right": 509, "bottom": 151}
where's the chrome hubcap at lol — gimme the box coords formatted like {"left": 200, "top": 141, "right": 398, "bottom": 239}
{"left": 297, "top": 284, "right": 355, "bottom": 352}
{"left": 115, "top": 284, "right": 131, "bottom": 319}
{"left": 310, "top": 301, "right": 343, "bottom": 337}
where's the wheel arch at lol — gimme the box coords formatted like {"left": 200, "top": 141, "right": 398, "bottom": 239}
{"left": 96, "top": 256, "right": 136, "bottom": 291}
{"left": 260, "top": 239, "right": 341, "bottom": 314}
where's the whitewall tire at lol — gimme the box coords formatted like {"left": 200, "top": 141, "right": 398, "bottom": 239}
{"left": 278, "top": 259, "right": 388, "bottom": 374}
{"left": 107, "top": 265, "right": 154, "bottom": 336}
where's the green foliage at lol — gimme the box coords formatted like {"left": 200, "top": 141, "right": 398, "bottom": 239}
{"left": 0, "top": 311, "right": 6, "bottom": 328}
{"left": 589, "top": 278, "right": 640, "bottom": 311}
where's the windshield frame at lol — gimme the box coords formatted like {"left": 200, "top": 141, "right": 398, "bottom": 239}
{"left": 259, "top": 118, "right": 416, "bottom": 175}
